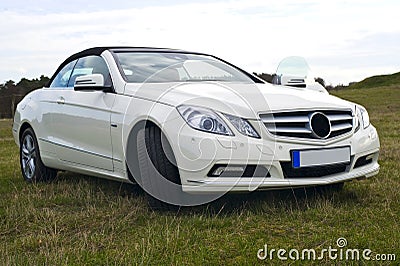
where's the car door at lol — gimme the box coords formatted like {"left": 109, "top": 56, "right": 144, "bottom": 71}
{"left": 51, "top": 55, "right": 115, "bottom": 171}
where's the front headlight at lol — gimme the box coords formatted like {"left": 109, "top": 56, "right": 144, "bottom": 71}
{"left": 224, "top": 114, "right": 260, "bottom": 138}
{"left": 177, "top": 105, "right": 234, "bottom": 136}
{"left": 355, "top": 105, "right": 370, "bottom": 131}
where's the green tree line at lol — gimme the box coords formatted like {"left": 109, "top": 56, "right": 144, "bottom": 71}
{"left": 0, "top": 75, "right": 50, "bottom": 118}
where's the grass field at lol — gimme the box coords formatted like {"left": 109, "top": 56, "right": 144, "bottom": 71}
{"left": 0, "top": 86, "right": 399, "bottom": 265}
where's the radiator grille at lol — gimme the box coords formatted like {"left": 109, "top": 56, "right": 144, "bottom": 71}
{"left": 260, "top": 110, "right": 353, "bottom": 139}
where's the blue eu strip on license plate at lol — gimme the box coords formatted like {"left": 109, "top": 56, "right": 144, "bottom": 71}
{"left": 292, "top": 147, "right": 350, "bottom": 169}
{"left": 293, "top": 151, "right": 300, "bottom": 168}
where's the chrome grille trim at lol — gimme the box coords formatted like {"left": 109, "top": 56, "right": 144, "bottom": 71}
{"left": 326, "top": 114, "right": 352, "bottom": 121}
{"left": 260, "top": 109, "right": 353, "bottom": 139}
{"left": 331, "top": 123, "right": 352, "bottom": 132}
{"left": 269, "top": 127, "right": 312, "bottom": 134}
{"left": 261, "top": 116, "right": 309, "bottom": 123}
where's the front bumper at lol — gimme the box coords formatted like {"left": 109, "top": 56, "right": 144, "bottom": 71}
{"left": 182, "top": 160, "right": 379, "bottom": 193}
{"left": 164, "top": 117, "right": 380, "bottom": 194}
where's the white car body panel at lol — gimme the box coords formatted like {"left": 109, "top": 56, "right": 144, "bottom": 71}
{"left": 124, "top": 82, "right": 350, "bottom": 119}
{"left": 13, "top": 48, "right": 380, "bottom": 195}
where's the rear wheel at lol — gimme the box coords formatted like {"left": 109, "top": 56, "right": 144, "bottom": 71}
{"left": 136, "top": 125, "right": 181, "bottom": 211}
{"left": 20, "top": 128, "right": 57, "bottom": 183}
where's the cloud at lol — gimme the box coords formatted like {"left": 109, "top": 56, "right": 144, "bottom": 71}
{"left": 0, "top": 0, "right": 399, "bottom": 85}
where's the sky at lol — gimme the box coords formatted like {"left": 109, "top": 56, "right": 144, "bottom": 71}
{"left": 0, "top": 0, "right": 399, "bottom": 86}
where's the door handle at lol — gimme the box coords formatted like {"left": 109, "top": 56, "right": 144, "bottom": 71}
{"left": 56, "top": 97, "right": 65, "bottom": 105}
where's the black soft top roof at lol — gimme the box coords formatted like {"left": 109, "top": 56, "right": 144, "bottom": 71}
{"left": 46, "top": 47, "right": 192, "bottom": 87}
{"left": 66, "top": 46, "right": 190, "bottom": 60}
{"left": 47, "top": 46, "right": 264, "bottom": 87}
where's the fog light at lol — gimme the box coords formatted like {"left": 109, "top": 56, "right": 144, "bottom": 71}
{"left": 212, "top": 165, "right": 245, "bottom": 176}
{"left": 208, "top": 164, "right": 271, "bottom": 177}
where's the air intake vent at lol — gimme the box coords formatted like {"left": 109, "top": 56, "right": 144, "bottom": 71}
{"left": 260, "top": 110, "right": 353, "bottom": 140}
{"left": 280, "top": 162, "right": 348, "bottom": 178}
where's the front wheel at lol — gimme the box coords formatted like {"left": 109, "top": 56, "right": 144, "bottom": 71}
{"left": 20, "top": 128, "right": 57, "bottom": 183}
{"left": 136, "top": 125, "right": 181, "bottom": 211}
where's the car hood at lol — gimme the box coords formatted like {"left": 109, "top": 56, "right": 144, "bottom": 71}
{"left": 124, "top": 82, "right": 355, "bottom": 119}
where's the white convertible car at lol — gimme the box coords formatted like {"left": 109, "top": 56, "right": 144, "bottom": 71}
{"left": 13, "top": 47, "right": 380, "bottom": 208}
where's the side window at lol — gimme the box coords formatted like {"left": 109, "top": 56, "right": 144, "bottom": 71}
{"left": 49, "top": 60, "right": 77, "bottom": 88}
{"left": 67, "top": 56, "right": 112, "bottom": 87}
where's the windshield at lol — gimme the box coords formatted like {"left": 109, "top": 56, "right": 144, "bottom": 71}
{"left": 114, "top": 52, "right": 254, "bottom": 83}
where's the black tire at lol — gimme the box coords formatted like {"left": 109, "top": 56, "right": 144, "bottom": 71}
{"left": 136, "top": 125, "right": 181, "bottom": 211}
{"left": 20, "top": 128, "right": 57, "bottom": 183}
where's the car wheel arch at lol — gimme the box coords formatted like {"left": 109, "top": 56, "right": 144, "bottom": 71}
{"left": 125, "top": 119, "right": 180, "bottom": 184}
{"left": 19, "top": 122, "right": 33, "bottom": 142}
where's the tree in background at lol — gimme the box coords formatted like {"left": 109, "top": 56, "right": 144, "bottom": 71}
{"left": 253, "top": 72, "right": 276, "bottom": 83}
{"left": 315, "top": 77, "right": 325, "bottom": 87}
{"left": 0, "top": 76, "right": 50, "bottom": 118}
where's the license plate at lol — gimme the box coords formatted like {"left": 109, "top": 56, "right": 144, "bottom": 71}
{"left": 292, "top": 147, "right": 350, "bottom": 168}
